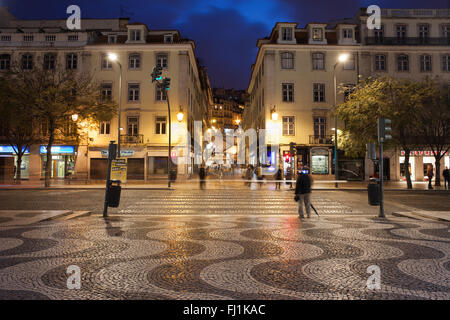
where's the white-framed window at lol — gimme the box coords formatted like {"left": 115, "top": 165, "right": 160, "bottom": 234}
{"left": 68, "top": 35, "right": 78, "bottom": 41}
{"left": 164, "top": 34, "right": 173, "bottom": 43}
{"left": 343, "top": 28, "right": 353, "bottom": 39}
{"left": 343, "top": 54, "right": 355, "bottom": 70}
{"left": 127, "top": 116, "right": 139, "bottom": 136}
{"left": 397, "top": 54, "right": 409, "bottom": 71}
{"left": 101, "top": 54, "right": 112, "bottom": 70}
{"left": 0, "top": 35, "right": 11, "bottom": 41}
{"left": 66, "top": 53, "right": 78, "bottom": 70}
{"left": 156, "top": 53, "right": 168, "bottom": 69}
{"left": 375, "top": 54, "right": 386, "bottom": 71}
{"left": 314, "top": 117, "right": 327, "bottom": 137}
{"left": 21, "top": 54, "right": 33, "bottom": 70}
{"left": 280, "top": 52, "right": 294, "bottom": 69}
{"left": 129, "top": 29, "right": 141, "bottom": 41}
{"left": 23, "top": 35, "right": 34, "bottom": 42}
{"left": 420, "top": 54, "right": 432, "bottom": 72}
{"left": 442, "top": 24, "right": 450, "bottom": 38}
{"left": 99, "top": 122, "right": 110, "bottom": 135}
{"left": 101, "top": 83, "right": 112, "bottom": 101}
{"left": 313, "top": 83, "right": 325, "bottom": 102}
{"left": 281, "top": 27, "right": 292, "bottom": 41}
{"left": 0, "top": 54, "right": 11, "bottom": 70}
{"left": 155, "top": 116, "right": 167, "bottom": 135}
{"left": 45, "top": 35, "right": 56, "bottom": 42}
{"left": 156, "top": 84, "right": 167, "bottom": 101}
{"left": 44, "top": 53, "right": 56, "bottom": 70}
{"left": 396, "top": 25, "right": 407, "bottom": 40}
{"left": 282, "top": 116, "right": 295, "bottom": 136}
{"left": 129, "top": 53, "right": 141, "bottom": 69}
{"left": 442, "top": 55, "right": 450, "bottom": 72}
{"left": 374, "top": 25, "right": 384, "bottom": 41}
{"left": 312, "top": 28, "right": 323, "bottom": 41}
{"left": 108, "top": 35, "right": 117, "bottom": 44}
{"left": 312, "top": 52, "right": 325, "bottom": 70}
{"left": 128, "top": 83, "right": 140, "bottom": 102}
{"left": 282, "top": 83, "right": 294, "bottom": 102}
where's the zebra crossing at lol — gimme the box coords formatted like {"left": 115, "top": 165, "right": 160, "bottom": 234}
{"left": 119, "top": 190, "right": 353, "bottom": 215}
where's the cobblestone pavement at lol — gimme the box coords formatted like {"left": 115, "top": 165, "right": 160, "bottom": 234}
{"left": 0, "top": 211, "right": 448, "bottom": 300}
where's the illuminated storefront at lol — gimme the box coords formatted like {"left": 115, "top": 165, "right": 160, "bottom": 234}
{"left": 399, "top": 150, "right": 449, "bottom": 181}
{"left": 40, "top": 146, "right": 76, "bottom": 179}
{"left": 0, "top": 145, "right": 30, "bottom": 179}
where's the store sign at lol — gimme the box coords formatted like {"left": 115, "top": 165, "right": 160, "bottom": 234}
{"left": 101, "top": 150, "right": 135, "bottom": 157}
{"left": 110, "top": 159, "right": 127, "bottom": 183}
{"left": 0, "top": 146, "right": 30, "bottom": 154}
{"left": 401, "top": 150, "right": 449, "bottom": 156}
{"left": 40, "top": 146, "right": 75, "bottom": 154}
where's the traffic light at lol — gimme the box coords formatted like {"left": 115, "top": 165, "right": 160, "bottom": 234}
{"left": 151, "top": 66, "right": 162, "bottom": 83}
{"left": 289, "top": 142, "right": 296, "bottom": 156}
{"left": 378, "top": 118, "right": 392, "bottom": 142}
{"left": 161, "top": 77, "right": 171, "bottom": 91}
{"left": 284, "top": 153, "right": 291, "bottom": 163}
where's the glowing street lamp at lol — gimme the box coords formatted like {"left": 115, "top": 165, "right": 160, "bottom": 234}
{"left": 177, "top": 106, "right": 184, "bottom": 122}
{"left": 108, "top": 53, "right": 122, "bottom": 157}
{"left": 71, "top": 114, "right": 79, "bottom": 122}
{"left": 271, "top": 106, "right": 279, "bottom": 121}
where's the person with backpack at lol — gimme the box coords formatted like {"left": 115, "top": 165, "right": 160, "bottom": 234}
{"left": 295, "top": 165, "right": 312, "bottom": 219}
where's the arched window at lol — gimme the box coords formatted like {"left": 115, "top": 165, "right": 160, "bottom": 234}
{"left": 312, "top": 52, "right": 325, "bottom": 70}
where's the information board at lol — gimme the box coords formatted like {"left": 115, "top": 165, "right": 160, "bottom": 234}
{"left": 110, "top": 159, "right": 127, "bottom": 183}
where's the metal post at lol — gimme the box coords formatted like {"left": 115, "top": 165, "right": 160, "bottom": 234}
{"left": 333, "top": 64, "right": 339, "bottom": 188}
{"left": 103, "top": 141, "right": 116, "bottom": 218}
{"left": 117, "top": 62, "right": 123, "bottom": 158}
{"left": 379, "top": 142, "right": 385, "bottom": 218}
{"left": 167, "top": 92, "right": 172, "bottom": 188}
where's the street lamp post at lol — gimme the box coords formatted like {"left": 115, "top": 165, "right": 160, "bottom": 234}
{"left": 333, "top": 53, "right": 349, "bottom": 189}
{"left": 108, "top": 53, "right": 123, "bottom": 158}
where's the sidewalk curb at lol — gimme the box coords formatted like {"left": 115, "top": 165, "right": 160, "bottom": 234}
{"left": 392, "top": 211, "right": 450, "bottom": 222}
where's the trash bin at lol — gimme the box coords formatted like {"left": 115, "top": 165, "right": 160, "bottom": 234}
{"left": 108, "top": 180, "right": 121, "bottom": 208}
{"left": 169, "top": 169, "right": 177, "bottom": 182}
{"left": 368, "top": 181, "right": 380, "bottom": 206}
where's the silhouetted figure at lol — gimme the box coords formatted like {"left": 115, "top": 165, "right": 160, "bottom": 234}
{"left": 199, "top": 166, "right": 206, "bottom": 190}
{"left": 275, "top": 168, "right": 282, "bottom": 190}
{"left": 427, "top": 165, "right": 434, "bottom": 190}
{"left": 443, "top": 166, "right": 449, "bottom": 190}
{"left": 295, "top": 166, "right": 312, "bottom": 219}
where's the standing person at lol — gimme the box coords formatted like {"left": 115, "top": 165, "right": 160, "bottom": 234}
{"left": 199, "top": 166, "right": 206, "bottom": 190}
{"left": 244, "top": 165, "right": 253, "bottom": 187}
{"left": 443, "top": 166, "right": 449, "bottom": 190}
{"left": 295, "top": 165, "right": 312, "bottom": 219}
{"left": 427, "top": 164, "right": 434, "bottom": 190}
{"left": 256, "top": 165, "right": 263, "bottom": 188}
{"left": 275, "top": 168, "right": 282, "bottom": 190}
{"left": 286, "top": 167, "right": 293, "bottom": 189}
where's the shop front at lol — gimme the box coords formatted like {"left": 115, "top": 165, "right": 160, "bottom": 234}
{"left": 40, "top": 146, "right": 76, "bottom": 179}
{"left": 399, "top": 150, "right": 450, "bottom": 181}
{"left": 0, "top": 145, "right": 30, "bottom": 179}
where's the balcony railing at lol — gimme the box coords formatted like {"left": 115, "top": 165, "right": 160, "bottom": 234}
{"left": 309, "top": 135, "right": 333, "bottom": 145}
{"left": 365, "top": 37, "right": 450, "bottom": 46}
{"left": 120, "top": 134, "right": 144, "bottom": 145}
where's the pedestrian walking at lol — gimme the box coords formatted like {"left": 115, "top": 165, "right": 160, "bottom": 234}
{"left": 286, "top": 167, "right": 293, "bottom": 189}
{"left": 427, "top": 164, "right": 434, "bottom": 190}
{"left": 199, "top": 166, "right": 206, "bottom": 190}
{"left": 243, "top": 165, "right": 253, "bottom": 187}
{"left": 294, "top": 165, "right": 312, "bottom": 219}
{"left": 275, "top": 168, "right": 282, "bottom": 190}
{"left": 443, "top": 166, "right": 449, "bottom": 190}
{"left": 256, "top": 165, "right": 263, "bottom": 188}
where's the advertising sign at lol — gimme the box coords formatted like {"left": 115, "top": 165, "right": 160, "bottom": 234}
{"left": 110, "top": 159, "right": 127, "bottom": 183}
{"left": 40, "top": 146, "right": 75, "bottom": 154}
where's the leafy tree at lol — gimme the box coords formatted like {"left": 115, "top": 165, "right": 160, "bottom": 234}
{"left": 1, "top": 65, "right": 116, "bottom": 187}
{"left": 337, "top": 77, "right": 431, "bottom": 189}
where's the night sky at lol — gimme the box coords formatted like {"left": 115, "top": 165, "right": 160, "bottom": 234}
{"left": 3, "top": 0, "right": 448, "bottom": 89}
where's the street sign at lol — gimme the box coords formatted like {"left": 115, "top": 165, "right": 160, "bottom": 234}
{"left": 102, "top": 150, "right": 134, "bottom": 157}
{"left": 110, "top": 158, "right": 127, "bottom": 183}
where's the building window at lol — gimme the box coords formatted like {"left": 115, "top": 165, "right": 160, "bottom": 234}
{"left": 156, "top": 84, "right": 167, "bottom": 101}
{"left": 0, "top": 54, "right": 11, "bottom": 70}
{"left": 397, "top": 54, "right": 409, "bottom": 71}
{"left": 66, "top": 53, "right": 78, "bottom": 70}
{"left": 312, "top": 28, "right": 323, "bottom": 41}
{"left": 44, "top": 53, "right": 56, "bottom": 70}
{"left": 100, "top": 122, "right": 110, "bottom": 135}
{"left": 396, "top": 25, "right": 407, "bottom": 41}
{"left": 282, "top": 83, "right": 294, "bottom": 102}
{"left": 164, "top": 34, "right": 173, "bottom": 43}
{"left": 282, "top": 116, "right": 295, "bottom": 136}
{"left": 281, "top": 27, "right": 292, "bottom": 41}
{"left": 374, "top": 25, "right": 384, "bottom": 41}
{"left": 343, "top": 28, "right": 353, "bottom": 39}
{"left": 375, "top": 54, "right": 386, "bottom": 71}
{"left": 0, "top": 35, "right": 11, "bottom": 41}
{"left": 156, "top": 53, "right": 168, "bottom": 69}
{"left": 101, "top": 83, "right": 112, "bottom": 101}
{"left": 418, "top": 24, "right": 429, "bottom": 42}
{"left": 108, "top": 35, "right": 117, "bottom": 44}
{"left": 21, "top": 54, "right": 33, "bottom": 70}
{"left": 68, "top": 35, "right": 78, "bottom": 41}
{"left": 420, "top": 54, "right": 432, "bottom": 72}
{"left": 101, "top": 54, "right": 112, "bottom": 70}
{"left": 312, "top": 52, "right": 325, "bottom": 70}
{"left": 128, "top": 83, "right": 140, "bottom": 102}
{"left": 443, "top": 55, "right": 450, "bottom": 72}
{"left": 45, "top": 35, "right": 56, "bottom": 42}
{"left": 281, "top": 52, "right": 294, "bottom": 69}
{"left": 343, "top": 54, "right": 355, "bottom": 70}
{"left": 155, "top": 117, "right": 167, "bottom": 135}
{"left": 129, "top": 53, "right": 141, "bottom": 69}
{"left": 23, "top": 35, "right": 34, "bottom": 42}
{"left": 127, "top": 117, "right": 139, "bottom": 136}
{"left": 314, "top": 117, "right": 326, "bottom": 137}
{"left": 442, "top": 24, "right": 450, "bottom": 39}
{"left": 313, "top": 83, "right": 325, "bottom": 102}
{"left": 129, "top": 29, "right": 141, "bottom": 41}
